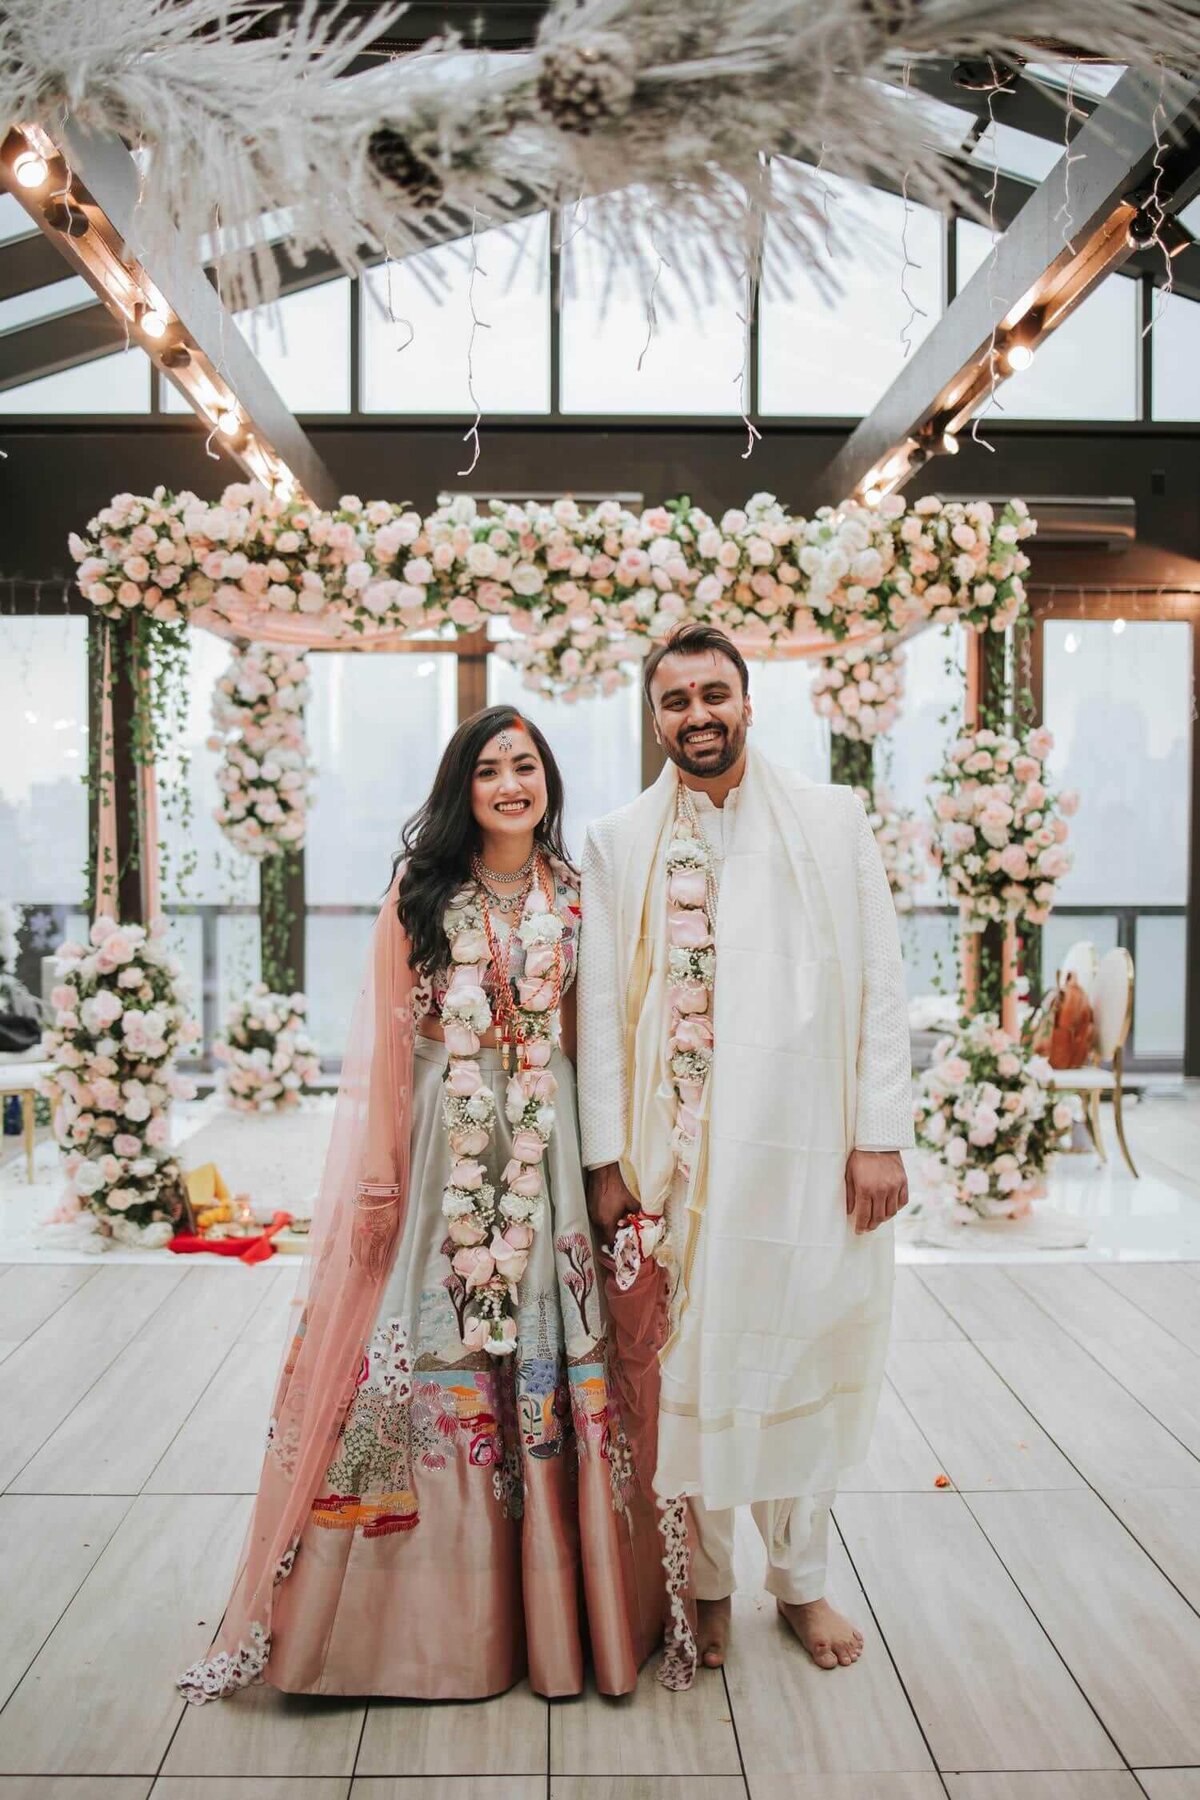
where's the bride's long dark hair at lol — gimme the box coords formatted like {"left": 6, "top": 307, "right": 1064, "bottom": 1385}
{"left": 393, "top": 704, "right": 573, "bottom": 977}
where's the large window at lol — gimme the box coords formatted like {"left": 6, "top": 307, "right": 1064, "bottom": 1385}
{"left": 487, "top": 653, "right": 643, "bottom": 857}
{"left": 760, "top": 166, "right": 945, "bottom": 417}
{"left": 305, "top": 651, "right": 457, "bottom": 1054}
{"left": 0, "top": 613, "right": 89, "bottom": 905}
{"left": 0, "top": 348, "right": 149, "bottom": 414}
{"left": 1151, "top": 290, "right": 1200, "bottom": 422}
{"left": 956, "top": 221, "right": 1139, "bottom": 420}
{"left": 361, "top": 214, "right": 551, "bottom": 415}
{"left": 559, "top": 195, "right": 747, "bottom": 415}
{"left": 746, "top": 657, "right": 828, "bottom": 779}
{"left": 162, "top": 279, "right": 353, "bottom": 415}
{"left": 1042, "top": 618, "right": 1191, "bottom": 1060}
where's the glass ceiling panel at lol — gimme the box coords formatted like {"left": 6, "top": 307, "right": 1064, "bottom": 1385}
{"left": 0, "top": 275, "right": 98, "bottom": 336}
{"left": 969, "top": 120, "right": 1063, "bottom": 184}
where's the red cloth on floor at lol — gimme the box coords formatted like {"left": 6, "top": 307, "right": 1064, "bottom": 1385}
{"left": 169, "top": 1211, "right": 292, "bottom": 1263}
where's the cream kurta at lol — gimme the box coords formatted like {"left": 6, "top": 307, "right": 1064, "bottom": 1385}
{"left": 578, "top": 750, "right": 913, "bottom": 1513}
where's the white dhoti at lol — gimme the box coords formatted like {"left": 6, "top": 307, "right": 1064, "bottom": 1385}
{"left": 579, "top": 748, "right": 913, "bottom": 1576}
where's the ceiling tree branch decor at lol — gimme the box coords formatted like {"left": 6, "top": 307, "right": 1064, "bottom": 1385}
{"left": 70, "top": 486, "right": 1035, "bottom": 699}
{"left": 3, "top": 0, "right": 1198, "bottom": 316}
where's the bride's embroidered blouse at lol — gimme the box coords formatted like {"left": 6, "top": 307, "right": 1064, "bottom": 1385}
{"left": 412, "top": 857, "right": 581, "bottom": 1024}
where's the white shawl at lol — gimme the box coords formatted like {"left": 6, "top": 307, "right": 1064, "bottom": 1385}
{"left": 581, "top": 748, "right": 911, "bottom": 1511}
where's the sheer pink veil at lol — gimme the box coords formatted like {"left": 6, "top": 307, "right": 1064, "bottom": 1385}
{"left": 179, "top": 879, "right": 414, "bottom": 1703}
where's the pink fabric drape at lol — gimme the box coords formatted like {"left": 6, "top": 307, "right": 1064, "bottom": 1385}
{"left": 179, "top": 881, "right": 414, "bottom": 1701}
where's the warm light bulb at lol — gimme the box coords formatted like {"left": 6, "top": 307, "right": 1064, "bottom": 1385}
{"left": 13, "top": 149, "right": 49, "bottom": 190}
{"left": 216, "top": 408, "right": 241, "bottom": 438}
{"left": 139, "top": 306, "right": 169, "bottom": 340}
{"left": 1003, "top": 341, "right": 1035, "bottom": 373}
{"left": 941, "top": 430, "right": 960, "bottom": 455}
{"left": 862, "top": 485, "right": 883, "bottom": 506}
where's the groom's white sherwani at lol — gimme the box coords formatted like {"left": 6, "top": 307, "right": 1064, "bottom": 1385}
{"left": 578, "top": 749, "right": 913, "bottom": 1573}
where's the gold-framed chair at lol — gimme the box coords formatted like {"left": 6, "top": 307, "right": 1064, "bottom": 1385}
{"left": 1049, "top": 946, "right": 1138, "bottom": 1177}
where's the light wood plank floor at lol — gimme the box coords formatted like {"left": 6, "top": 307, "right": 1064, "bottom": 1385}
{"left": 0, "top": 1260, "right": 1197, "bottom": 1799}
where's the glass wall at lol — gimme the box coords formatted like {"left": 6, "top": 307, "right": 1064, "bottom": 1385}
{"left": 956, "top": 221, "right": 1139, "bottom": 420}
{"left": 1151, "top": 291, "right": 1200, "bottom": 423}
{"left": 1042, "top": 618, "right": 1191, "bottom": 1060}
{"left": 760, "top": 166, "right": 945, "bottom": 416}
{"left": 0, "top": 613, "right": 89, "bottom": 905}
{"left": 746, "top": 657, "right": 828, "bottom": 779}
{"left": 559, "top": 194, "right": 746, "bottom": 415}
{"left": 361, "top": 213, "right": 551, "bottom": 415}
{"left": 0, "top": 347, "right": 150, "bottom": 414}
{"left": 162, "top": 279, "right": 353, "bottom": 415}
{"left": 486, "top": 655, "right": 643, "bottom": 857}
{"left": 305, "top": 651, "right": 457, "bottom": 1053}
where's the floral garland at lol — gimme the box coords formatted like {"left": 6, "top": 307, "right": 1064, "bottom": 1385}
{"left": 664, "top": 796, "right": 717, "bottom": 1181}
{"left": 928, "top": 724, "right": 1079, "bottom": 928}
{"left": 209, "top": 642, "right": 314, "bottom": 857}
{"left": 213, "top": 984, "right": 320, "bottom": 1113}
{"left": 70, "top": 486, "right": 1036, "bottom": 702}
{"left": 855, "top": 786, "right": 926, "bottom": 916}
{"left": 914, "top": 1014, "right": 1081, "bottom": 1222}
{"left": 813, "top": 641, "right": 906, "bottom": 741}
{"left": 439, "top": 865, "right": 565, "bottom": 1356}
{"left": 41, "top": 916, "right": 199, "bottom": 1245}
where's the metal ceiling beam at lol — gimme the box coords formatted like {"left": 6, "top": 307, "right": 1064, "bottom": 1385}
{"left": 1, "top": 121, "right": 340, "bottom": 504}
{"left": 805, "top": 67, "right": 1200, "bottom": 512}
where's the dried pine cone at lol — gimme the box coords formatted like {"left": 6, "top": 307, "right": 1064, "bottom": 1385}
{"left": 536, "top": 34, "right": 637, "bottom": 136}
{"left": 367, "top": 126, "right": 444, "bottom": 211}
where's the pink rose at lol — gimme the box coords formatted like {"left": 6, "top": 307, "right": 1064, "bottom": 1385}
{"left": 450, "top": 929, "right": 488, "bottom": 964}
{"left": 521, "top": 1041, "right": 552, "bottom": 1069}
{"left": 511, "top": 1128, "right": 546, "bottom": 1165}
{"left": 668, "top": 870, "right": 707, "bottom": 907}
{"left": 447, "top": 1060, "right": 485, "bottom": 1097}
{"left": 450, "top": 1159, "right": 487, "bottom": 1191}
{"left": 503, "top": 1162, "right": 543, "bottom": 1198}
{"left": 516, "top": 977, "right": 555, "bottom": 1012}
{"left": 462, "top": 1316, "right": 491, "bottom": 1350}
{"left": 998, "top": 845, "right": 1029, "bottom": 880}
{"left": 490, "top": 1232, "right": 529, "bottom": 1285}
{"left": 518, "top": 1068, "right": 557, "bottom": 1103}
{"left": 503, "top": 1223, "right": 534, "bottom": 1249}
{"left": 113, "top": 1133, "right": 142, "bottom": 1157}
{"left": 673, "top": 980, "right": 710, "bottom": 1016}
{"left": 450, "top": 1125, "right": 490, "bottom": 1157}
{"left": 448, "top": 1215, "right": 488, "bottom": 1247}
{"left": 446, "top": 964, "right": 485, "bottom": 999}
{"left": 667, "top": 908, "right": 712, "bottom": 950}
{"left": 672, "top": 1014, "right": 714, "bottom": 1053}
{"left": 938, "top": 1057, "right": 970, "bottom": 1086}
{"left": 523, "top": 944, "right": 557, "bottom": 979}
{"left": 452, "top": 1245, "right": 495, "bottom": 1289}
{"left": 443, "top": 1022, "right": 481, "bottom": 1058}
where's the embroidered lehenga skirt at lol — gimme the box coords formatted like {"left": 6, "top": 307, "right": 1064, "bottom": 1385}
{"left": 265, "top": 1038, "right": 665, "bottom": 1699}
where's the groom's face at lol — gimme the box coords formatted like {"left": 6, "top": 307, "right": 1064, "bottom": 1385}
{"left": 649, "top": 649, "right": 752, "bottom": 779}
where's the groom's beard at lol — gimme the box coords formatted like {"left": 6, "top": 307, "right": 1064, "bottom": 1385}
{"left": 667, "top": 717, "right": 747, "bottom": 779}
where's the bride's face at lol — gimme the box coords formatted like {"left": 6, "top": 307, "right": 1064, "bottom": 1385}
{"left": 471, "top": 723, "right": 548, "bottom": 842}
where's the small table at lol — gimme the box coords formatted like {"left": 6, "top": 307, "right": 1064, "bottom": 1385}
{"left": 0, "top": 1059, "right": 54, "bottom": 1183}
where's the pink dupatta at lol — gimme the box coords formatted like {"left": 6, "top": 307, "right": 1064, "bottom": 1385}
{"left": 179, "top": 882, "right": 414, "bottom": 1702}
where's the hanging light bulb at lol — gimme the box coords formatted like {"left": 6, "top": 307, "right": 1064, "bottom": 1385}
{"left": 941, "top": 429, "right": 960, "bottom": 455}
{"left": 862, "top": 484, "right": 884, "bottom": 506}
{"left": 135, "top": 301, "right": 170, "bottom": 340}
{"left": 1000, "top": 339, "right": 1035, "bottom": 373}
{"left": 216, "top": 407, "right": 241, "bottom": 438}
{"left": 13, "top": 148, "right": 49, "bottom": 190}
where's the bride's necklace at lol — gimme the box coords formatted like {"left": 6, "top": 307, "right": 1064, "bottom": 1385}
{"left": 472, "top": 847, "right": 536, "bottom": 886}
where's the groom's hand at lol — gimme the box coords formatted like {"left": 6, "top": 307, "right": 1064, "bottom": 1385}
{"left": 846, "top": 1149, "right": 908, "bottom": 1235}
{"left": 587, "top": 1162, "right": 636, "bottom": 1244}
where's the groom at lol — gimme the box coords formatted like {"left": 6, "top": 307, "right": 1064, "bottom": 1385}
{"left": 579, "top": 622, "right": 912, "bottom": 1675}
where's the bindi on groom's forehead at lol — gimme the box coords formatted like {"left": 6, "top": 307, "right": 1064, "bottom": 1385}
{"left": 650, "top": 649, "right": 745, "bottom": 713}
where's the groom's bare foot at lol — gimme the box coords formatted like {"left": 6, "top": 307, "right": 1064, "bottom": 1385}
{"left": 696, "top": 1595, "right": 732, "bottom": 1668}
{"left": 777, "top": 1597, "right": 864, "bottom": 1669}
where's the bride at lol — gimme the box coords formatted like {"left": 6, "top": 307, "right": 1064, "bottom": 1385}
{"left": 180, "top": 705, "right": 664, "bottom": 1703}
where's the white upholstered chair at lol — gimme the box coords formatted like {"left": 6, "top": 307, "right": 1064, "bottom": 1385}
{"left": 1048, "top": 946, "right": 1138, "bottom": 1177}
